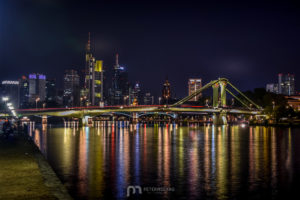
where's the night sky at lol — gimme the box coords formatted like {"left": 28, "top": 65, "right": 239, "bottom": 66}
{"left": 0, "top": 0, "right": 299, "bottom": 98}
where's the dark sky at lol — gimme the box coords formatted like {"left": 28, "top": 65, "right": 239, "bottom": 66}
{"left": 0, "top": 0, "right": 299, "bottom": 98}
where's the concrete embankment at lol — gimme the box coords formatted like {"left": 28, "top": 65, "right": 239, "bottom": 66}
{"left": 0, "top": 133, "right": 72, "bottom": 200}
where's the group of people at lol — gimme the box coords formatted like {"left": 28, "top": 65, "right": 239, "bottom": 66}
{"left": 1, "top": 119, "right": 15, "bottom": 139}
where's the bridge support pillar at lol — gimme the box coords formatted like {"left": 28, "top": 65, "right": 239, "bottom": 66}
{"left": 42, "top": 115, "right": 47, "bottom": 125}
{"left": 80, "top": 115, "right": 90, "bottom": 127}
{"left": 132, "top": 112, "right": 138, "bottom": 124}
{"left": 213, "top": 113, "right": 227, "bottom": 125}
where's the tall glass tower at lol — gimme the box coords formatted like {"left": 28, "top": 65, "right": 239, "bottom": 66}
{"left": 83, "top": 33, "right": 103, "bottom": 106}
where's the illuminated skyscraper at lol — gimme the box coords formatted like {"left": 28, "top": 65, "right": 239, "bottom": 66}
{"left": 83, "top": 33, "right": 104, "bottom": 106}
{"left": 162, "top": 78, "right": 171, "bottom": 104}
{"left": 188, "top": 78, "right": 202, "bottom": 101}
{"left": 110, "top": 53, "right": 129, "bottom": 105}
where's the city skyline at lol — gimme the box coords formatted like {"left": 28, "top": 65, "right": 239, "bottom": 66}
{"left": 0, "top": 1, "right": 299, "bottom": 98}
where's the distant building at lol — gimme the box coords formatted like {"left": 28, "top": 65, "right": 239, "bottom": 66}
{"left": 285, "top": 95, "right": 300, "bottom": 111}
{"left": 64, "top": 70, "right": 80, "bottom": 107}
{"left": 28, "top": 73, "right": 46, "bottom": 103}
{"left": 144, "top": 92, "right": 154, "bottom": 105}
{"left": 1, "top": 80, "right": 20, "bottom": 108}
{"left": 19, "top": 76, "right": 29, "bottom": 108}
{"left": 83, "top": 33, "right": 104, "bottom": 106}
{"left": 278, "top": 73, "right": 295, "bottom": 96}
{"left": 131, "top": 82, "right": 142, "bottom": 104}
{"left": 162, "top": 78, "right": 171, "bottom": 104}
{"left": 110, "top": 53, "right": 129, "bottom": 105}
{"left": 46, "top": 79, "right": 57, "bottom": 107}
{"left": 266, "top": 83, "right": 279, "bottom": 94}
{"left": 188, "top": 78, "right": 202, "bottom": 101}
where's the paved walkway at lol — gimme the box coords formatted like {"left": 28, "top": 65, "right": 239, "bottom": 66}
{"left": 0, "top": 133, "right": 72, "bottom": 200}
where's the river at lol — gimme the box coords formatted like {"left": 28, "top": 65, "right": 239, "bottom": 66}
{"left": 29, "top": 124, "right": 300, "bottom": 199}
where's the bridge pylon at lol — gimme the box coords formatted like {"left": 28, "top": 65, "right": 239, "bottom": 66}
{"left": 212, "top": 83, "right": 220, "bottom": 107}
{"left": 220, "top": 80, "right": 227, "bottom": 107}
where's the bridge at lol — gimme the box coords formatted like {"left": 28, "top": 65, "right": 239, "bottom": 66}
{"left": 16, "top": 78, "right": 263, "bottom": 125}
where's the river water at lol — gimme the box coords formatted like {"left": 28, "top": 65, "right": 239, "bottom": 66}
{"left": 29, "top": 124, "right": 300, "bottom": 199}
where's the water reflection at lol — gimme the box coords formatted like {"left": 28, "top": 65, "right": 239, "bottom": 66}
{"left": 29, "top": 124, "right": 299, "bottom": 199}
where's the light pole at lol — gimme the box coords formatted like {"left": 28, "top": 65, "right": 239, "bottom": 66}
{"left": 36, "top": 97, "right": 40, "bottom": 109}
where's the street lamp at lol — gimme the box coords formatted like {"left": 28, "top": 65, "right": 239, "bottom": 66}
{"left": 2, "top": 97, "right": 9, "bottom": 118}
{"left": 36, "top": 97, "right": 40, "bottom": 109}
{"left": 2, "top": 97, "right": 9, "bottom": 102}
{"left": 272, "top": 101, "right": 275, "bottom": 110}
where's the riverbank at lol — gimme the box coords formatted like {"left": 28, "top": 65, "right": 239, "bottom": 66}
{"left": 0, "top": 133, "right": 72, "bottom": 200}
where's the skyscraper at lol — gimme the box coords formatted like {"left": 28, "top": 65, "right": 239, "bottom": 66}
{"left": 278, "top": 73, "right": 295, "bottom": 95}
{"left": 19, "top": 76, "right": 29, "bottom": 108}
{"left": 110, "top": 53, "right": 129, "bottom": 105}
{"left": 83, "top": 33, "right": 104, "bottom": 106}
{"left": 28, "top": 73, "right": 46, "bottom": 103}
{"left": 46, "top": 79, "right": 57, "bottom": 105}
{"left": 284, "top": 74, "right": 295, "bottom": 95}
{"left": 162, "top": 78, "right": 171, "bottom": 104}
{"left": 188, "top": 78, "right": 202, "bottom": 101}
{"left": 64, "top": 70, "right": 80, "bottom": 107}
{"left": 130, "top": 82, "right": 142, "bottom": 105}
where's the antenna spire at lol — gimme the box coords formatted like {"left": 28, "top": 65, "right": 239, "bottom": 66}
{"left": 86, "top": 32, "right": 91, "bottom": 52}
{"left": 116, "top": 53, "right": 119, "bottom": 66}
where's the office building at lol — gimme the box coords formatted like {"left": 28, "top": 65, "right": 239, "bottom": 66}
{"left": 83, "top": 33, "right": 104, "bottom": 106}
{"left": 110, "top": 53, "right": 129, "bottom": 105}
{"left": 64, "top": 70, "right": 80, "bottom": 107}
{"left": 188, "top": 78, "right": 202, "bottom": 101}
{"left": 45, "top": 78, "right": 58, "bottom": 108}
{"left": 19, "top": 76, "right": 29, "bottom": 108}
{"left": 132, "top": 82, "right": 142, "bottom": 103}
{"left": 28, "top": 73, "right": 46, "bottom": 103}
{"left": 1, "top": 80, "right": 20, "bottom": 108}
{"left": 144, "top": 92, "right": 154, "bottom": 105}
{"left": 266, "top": 83, "right": 279, "bottom": 94}
{"left": 278, "top": 73, "right": 295, "bottom": 96}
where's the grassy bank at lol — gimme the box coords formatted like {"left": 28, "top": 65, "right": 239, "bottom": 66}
{"left": 0, "top": 133, "right": 71, "bottom": 200}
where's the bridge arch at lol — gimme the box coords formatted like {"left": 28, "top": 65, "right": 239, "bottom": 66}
{"left": 138, "top": 112, "right": 177, "bottom": 119}
{"left": 92, "top": 112, "right": 133, "bottom": 119}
